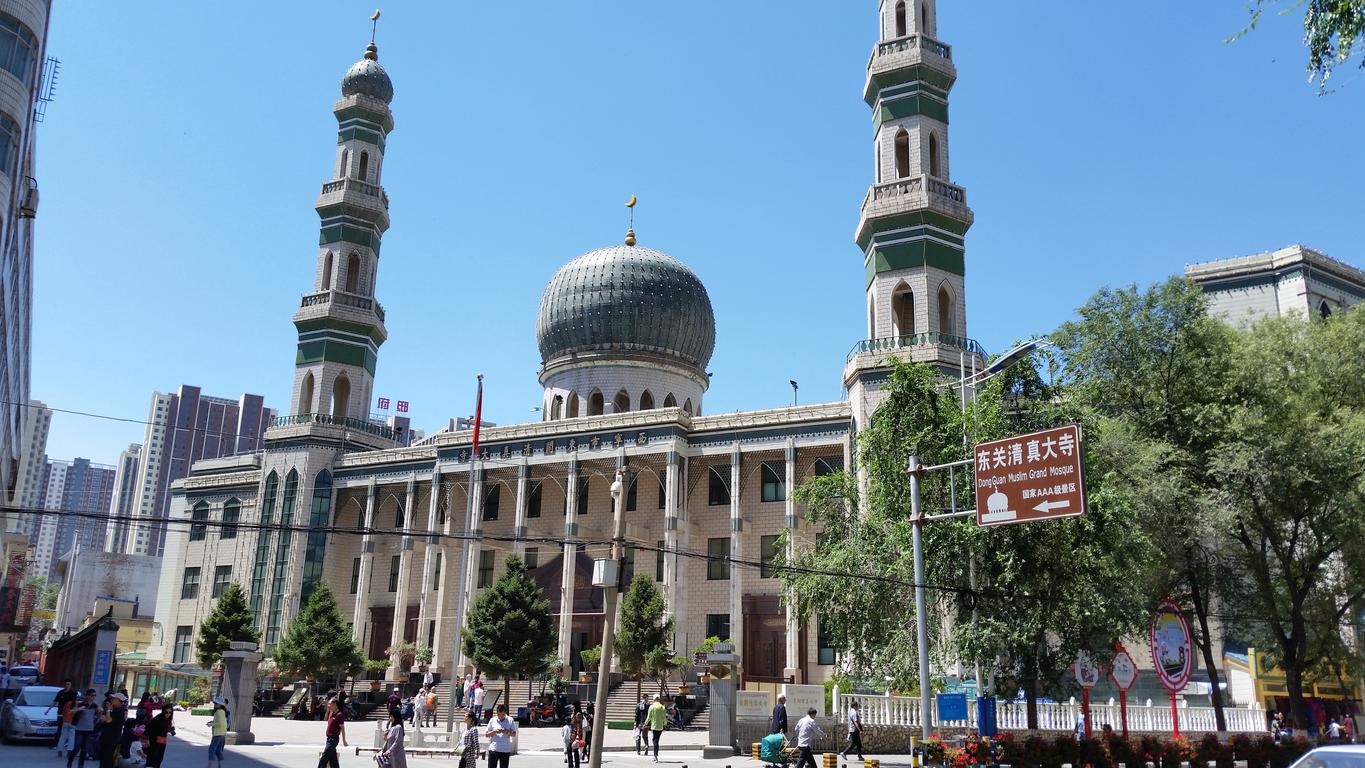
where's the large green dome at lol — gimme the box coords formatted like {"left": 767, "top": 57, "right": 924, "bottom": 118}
{"left": 341, "top": 43, "right": 393, "bottom": 103}
{"left": 536, "top": 242, "right": 716, "bottom": 374}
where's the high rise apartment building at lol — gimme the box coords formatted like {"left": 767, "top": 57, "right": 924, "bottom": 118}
{"left": 103, "top": 443, "right": 141, "bottom": 555}
{"left": 4, "top": 398, "right": 49, "bottom": 536}
{"left": 124, "top": 386, "right": 273, "bottom": 557}
{"left": 32, "top": 457, "right": 116, "bottom": 579}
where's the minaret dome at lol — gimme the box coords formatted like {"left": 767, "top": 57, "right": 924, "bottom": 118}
{"left": 341, "top": 42, "right": 394, "bottom": 103}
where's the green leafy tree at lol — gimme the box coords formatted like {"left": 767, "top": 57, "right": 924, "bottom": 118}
{"left": 1241, "top": 1, "right": 1365, "bottom": 87}
{"left": 616, "top": 573, "right": 675, "bottom": 696}
{"left": 196, "top": 583, "right": 259, "bottom": 670}
{"left": 274, "top": 585, "right": 363, "bottom": 685}
{"left": 462, "top": 556, "right": 557, "bottom": 684}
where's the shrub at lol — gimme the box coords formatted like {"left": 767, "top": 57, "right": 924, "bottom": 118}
{"left": 1053, "top": 734, "right": 1079, "bottom": 768}
{"left": 1021, "top": 734, "right": 1054, "bottom": 768}
{"left": 996, "top": 732, "right": 1023, "bottom": 767}
{"left": 1105, "top": 735, "right": 1135, "bottom": 768}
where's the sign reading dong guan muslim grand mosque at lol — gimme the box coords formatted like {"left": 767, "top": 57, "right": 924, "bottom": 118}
{"left": 974, "top": 424, "right": 1087, "bottom": 528}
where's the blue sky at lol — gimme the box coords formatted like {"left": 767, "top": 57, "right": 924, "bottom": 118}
{"left": 33, "top": 2, "right": 1365, "bottom": 463}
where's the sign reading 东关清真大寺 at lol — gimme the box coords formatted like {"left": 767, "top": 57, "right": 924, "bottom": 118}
{"left": 974, "top": 424, "right": 1086, "bottom": 527}
{"left": 781, "top": 684, "right": 825, "bottom": 717}
{"left": 737, "top": 690, "right": 773, "bottom": 719}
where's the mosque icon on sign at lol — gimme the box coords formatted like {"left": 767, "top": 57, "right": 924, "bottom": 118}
{"left": 982, "top": 488, "right": 1016, "bottom": 524}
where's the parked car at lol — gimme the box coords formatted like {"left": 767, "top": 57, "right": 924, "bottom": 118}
{"left": 1290, "top": 745, "right": 1365, "bottom": 768}
{"left": 6, "top": 665, "right": 39, "bottom": 687}
{"left": 1, "top": 684, "right": 62, "bottom": 744}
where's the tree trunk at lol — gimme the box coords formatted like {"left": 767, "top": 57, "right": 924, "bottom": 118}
{"left": 1024, "top": 651, "right": 1040, "bottom": 731}
{"left": 1190, "top": 579, "right": 1227, "bottom": 732}
{"left": 1284, "top": 663, "right": 1309, "bottom": 734}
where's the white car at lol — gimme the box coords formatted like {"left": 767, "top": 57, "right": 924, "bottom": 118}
{"left": 0, "top": 685, "right": 62, "bottom": 743}
{"left": 6, "top": 665, "right": 39, "bottom": 687}
{"left": 1290, "top": 745, "right": 1365, "bottom": 768}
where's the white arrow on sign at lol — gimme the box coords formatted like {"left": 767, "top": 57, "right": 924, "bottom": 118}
{"left": 1032, "top": 499, "right": 1071, "bottom": 514}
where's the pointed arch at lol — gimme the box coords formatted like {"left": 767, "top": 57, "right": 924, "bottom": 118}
{"left": 639, "top": 390, "right": 655, "bottom": 411}
{"left": 613, "top": 389, "right": 630, "bottom": 414}
{"left": 358, "top": 151, "right": 369, "bottom": 181}
{"left": 338, "top": 148, "right": 349, "bottom": 178}
{"left": 587, "top": 390, "right": 604, "bottom": 416}
{"left": 322, "top": 251, "right": 334, "bottom": 290}
{"left": 891, "top": 281, "right": 915, "bottom": 338}
{"left": 332, "top": 373, "right": 351, "bottom": 419}
{"left": 566, "top": 392, "right": 579, "bottom": 418}
{"left": 895, "top": 0, "right": 907, "bottom": 36}
{"left": 869, "top": 295, "right": 877, "bottom": 337}
{"left": 550, "top": 394, "right": 563, "bottom": 421}
{"left": 301, "top": 469, "right": 333, "bottom": 603}
{"left": 895, "top": 128, "right": 910, "bottom": 179}
{"left": 929, "top": 132, "right": 941, "bottom": 178}
{"left": 299, "top": 371, "right": 315, "bottom": 415}
{"left": 663, "top": 393, "right": 677, "bottom": 408}
{"left": 682, "top": 398, "right": 693, "bottom": 416}
{"left": 1320, "top": 300, "right": 1332, "bottom": 319}
{"left": 937, "top": 281, "right": 956, "bottom": 336}
{"left": 920, "top": 1, "right": 928, "bottom": 33}
{"left": 345, "top": 253, "right": 360, "bottom": 293}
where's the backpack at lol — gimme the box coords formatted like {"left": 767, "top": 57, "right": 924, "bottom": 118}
{"left": 427, "top": 694, "right": 437, "bottom": 709}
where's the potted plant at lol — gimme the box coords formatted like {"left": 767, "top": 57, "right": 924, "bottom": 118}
{"left": 365, "top": 659, "right": 389, "bottom": 689}
{"left": 390, "top": 641, "right": 418, "bottom": 674}
{"left": 258, "top": 658, "right": 280, "bottom": 688}
{"left": 579, "top": 646, "right": 602, "bottom": 682}
{"left": 414, "top": 643, "right": 434, "bottom": 669}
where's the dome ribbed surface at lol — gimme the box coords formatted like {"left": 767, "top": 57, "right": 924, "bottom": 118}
{"left": 537, "top": 244, "right": 715, "bottom": 372}
{"left": 341, "top": 58, "right": 393, "bottom": 103}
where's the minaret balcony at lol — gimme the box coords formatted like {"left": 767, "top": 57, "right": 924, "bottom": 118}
{"left": 316, "top": 177, "right": 390, "bottom": 228}
{"left": 864, "top": 34, "right": 956, "bottom": 101}
{"left": 266, "top": 412, "right": 399, "bottom": 450}
{"left": 842, "top": 332, "right": 988, "bottom": 388}
{"left": 295, "top": 288, "right": 387, "bottom": 327}
{"left": 857, "top": 174, "right": 973, "bottom": 243}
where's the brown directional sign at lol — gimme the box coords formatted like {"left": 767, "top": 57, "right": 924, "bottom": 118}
{"left": 974, "top": 424, "right": 1086, "bottom": 527}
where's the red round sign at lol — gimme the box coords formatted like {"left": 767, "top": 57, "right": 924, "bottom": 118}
{"left": 1149, "top": 598, "right": 1192, "bottom": 691}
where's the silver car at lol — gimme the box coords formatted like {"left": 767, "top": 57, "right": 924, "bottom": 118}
{"left": 1290, "top": 745, "right": 1365, "bottom": 768}
{"left": 0, "top": 685, "right": 62, "bottom": 743}
{"left": 6, "top": 665, "right": 39, "bottom": 687}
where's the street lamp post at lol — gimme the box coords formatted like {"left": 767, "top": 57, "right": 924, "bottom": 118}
{"left": 587, "top": 469, "right": 628, "bottom": 768}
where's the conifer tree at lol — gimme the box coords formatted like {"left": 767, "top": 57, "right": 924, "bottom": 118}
{"left": 196, "top": 583, "right": 258, "bottom": 670}
{"left": 274, "top": 584, "right": 363, "bottom": 684}
{"left": 616, "top": 573, "right": 679, "bottom": 694}
{"left": 462, "top": 556, "right": 556, "bottom": 682}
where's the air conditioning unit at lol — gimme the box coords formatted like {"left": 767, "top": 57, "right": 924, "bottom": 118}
{"left": 18, "top": 177, "right": 37, "bottom": 218}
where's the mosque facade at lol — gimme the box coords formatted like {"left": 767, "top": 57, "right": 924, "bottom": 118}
{"left": 149, "top": 1, "right": 986, "bottom": 684}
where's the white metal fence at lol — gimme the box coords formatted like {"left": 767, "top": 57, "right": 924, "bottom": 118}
{"left": 833, "top": 689, "right": 1266, "bottom": 734}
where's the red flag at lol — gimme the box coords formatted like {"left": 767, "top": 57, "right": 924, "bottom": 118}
{"left": 471, "top": 374, "right": 484, "bottom": 457}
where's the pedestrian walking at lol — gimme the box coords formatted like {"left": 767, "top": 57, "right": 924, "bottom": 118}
{"left": 634, "top": 694, "right": 649, "bottom": 754}
{"left": 50, "top": 680, "right": 79, "bottom": 755}
{"left": 483, "top": 704, "right": 517, "bottom": 768}
{"left": 646, "top": 694, "right": 667, "bottom": 763}
{"left": 771, "top": 694, "right": 789, "bottom": 737}
{"left": 567, "top": 704, "right": 585, "bottom": 768}
{"left": 454, "top": 676, "right": 465, "bottom": 709}
{"left": 841, "top": 700, "right": 864, "bottom": 760}
{"left": 1330, "top": 718, "right": 1344, "bottom": 742}
{"left": 795, "top": 708, "right": 826, "bottom": 768}
{"left": 460, "top": 711, "right": 481, "bottom": 768}
{"left": 471, "top": 681, "right": 486, "bottom": 724}
{"left": 143, "top": 704, "right": 172, "bottom": 768}
{"left": 98, "top": 692, "right": 129, "bottom": 768}
{"left": 414, "top": 689, "right": 428, "bottom": 727}
{"left": 379, "top": 710, "right": 407, "bottom": 768}
{"left": 425, "top": 689, "right": 439, "bottom": 727}
{"left": 316, "top": 697, "right": 348, "bottom": 768}
{"left": 207, "top": 696, "right": 229, "bottom": 768}
{"left": 423, "top": 668, "right": 435, "bottom": 690}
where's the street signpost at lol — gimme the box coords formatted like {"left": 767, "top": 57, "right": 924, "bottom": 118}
{"left": 1110, "top": 644, "right": 1138, "bottom": 738}
{"left": 1150, "top": 598, "right": 1193, "bottom": 737}
{"left": 974, "top": 424, "right": 1086, "bottom": 527}
{"left": 1074, "top": 651, "right": 1101, "bottom": 739}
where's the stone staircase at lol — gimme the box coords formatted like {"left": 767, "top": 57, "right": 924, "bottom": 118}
{"left": 600, "top": 679, "right": 709, "bottom": 731}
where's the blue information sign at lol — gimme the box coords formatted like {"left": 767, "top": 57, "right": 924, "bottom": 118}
{"left": 92, "top": 649, "right": 113, "bottom": 688}
{"left": 937, "top": 692, "right": 968, "bottom": 722}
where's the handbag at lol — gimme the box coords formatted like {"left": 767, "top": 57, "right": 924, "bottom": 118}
{"left": 375, "top": 753, "right": 392, "bottom": 767}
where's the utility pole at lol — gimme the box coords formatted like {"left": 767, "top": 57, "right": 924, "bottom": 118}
{"left": 907, "top": 455, "right": 933, "bottom": 740}
{"left": 587, "top": 469, "right": 628, "bottom": 768}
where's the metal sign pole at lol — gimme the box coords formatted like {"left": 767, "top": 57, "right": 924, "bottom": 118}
{"left": 908, "top": 455, "right": 932, "bottom": 740}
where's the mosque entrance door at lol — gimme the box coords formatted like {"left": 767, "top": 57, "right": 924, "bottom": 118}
{"left": 369, "top": 606, "right": 393, "bottom": 660}
{"left": 743, "top": 595, "right": 786, "bottom": 682}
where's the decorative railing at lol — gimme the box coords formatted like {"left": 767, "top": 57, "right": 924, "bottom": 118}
{"left": 871, "top": 177, "right": 924, "bottom": 201}
{"left": 834, "top": 690, "right": 1266, "bottom": 734}
{"left": 865, "top": 175, "right": 967, "bottom": 208}
{"left": 298, "top": 289, "right": 384, "bottom": 321}
{"left": 847, "top": 332, "right": 987, "bottom": 361}
{"left": 319, "top": 177, "right": 388, "bottom": 208}
{"left": 272, "top": 413, "right": 397, "bottom": 440}
{"left": 929, "top": 176, "right": 966, "bottom": 204}
{"left": 873, "top": 34, "right": 953, "bottom": 62}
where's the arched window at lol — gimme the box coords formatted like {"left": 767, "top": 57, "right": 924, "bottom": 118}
{"left": 920, "top": 1, "right": 928, "bottom": 33}
{"left": 299, "top": 371, "right": 315, "bottom": 414}
{"left": 567, "top": 392, "right": 579, "bottom": 418}
{"left": 938, "top": 283, "right": 955, "bottom": 336}
{"left": 221, "top": 498, "right": 240, "bottom": 540}
{"left": 301, "top": 470, "right": 332, "bottom": 603}
{"left": 345, "top": 254, "right": 360, "bottom": 293}
{"left": 640, "top": 391, "right": 655, "bottom": 410}
{"left": 338, "top": 148, "right": 349, "bottom": 178}
{"left": 892, "top": 282, "right": 915, "bottom": 338}
{"left": 358, "top": 151, "right": 369, "bottom": 181}
{"left": 1320, "top": 300, "right": 1332, "bottom": 319}
{"left": 929, "top": 132, "right": 941, "bottom": 178}
{"left": 663, "top": 393, "right": 677, "bottom": 408}
{"left": 550, "top": 395, "right": 563, "bottom": 421}
{"left": 683, "top": 398, "right": 693, "bottom": 416}
{"left": 332, "top": 373, "right": 351, "bottom": 419}
{"left": 895, "top": 128, "right": 910, "bottom": 179}
{"left": 894, "top": 0, "right": 907, "bottom": 36}
{"left": 369, "top": 263, "right": 377, "bottom": 296}
{"left": 613, "top": 389, "right": 630, "bottom": 414}
{"left": 869, "top": 296, "right": 877, "bottom": 337}
{"left": 322, "top": 252, "right": 334, "bottom": 290}
{"left": 587, "top": 390, "right": 604, "bottom": 416}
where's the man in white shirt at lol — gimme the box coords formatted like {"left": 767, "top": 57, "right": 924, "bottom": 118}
{"left": 484, "top": 703, "right": 518, "bottom": 768}
{"left": 472, "top": 681, "right": 487, "bottom": 724}
{"left": 841, "top": 700, "right": 864, "bottom": 760}
{"left": 795, "top": 708, "right": 826, "bottom": 768}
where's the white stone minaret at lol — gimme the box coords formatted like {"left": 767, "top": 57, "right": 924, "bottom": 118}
{"left": 288, "top": 40, "right": 395, "bottom": 424}
{"left": 845, "top": 0, "right": 983, "bottom": 431}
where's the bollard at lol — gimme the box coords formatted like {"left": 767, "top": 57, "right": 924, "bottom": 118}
{"left": 823, "top": 753, "right": 839, "bottom": 768}
{"left": 866, "top": 760, "right": 880, "bottom": 768}
{"left": 753, "top": 744, "right": 762, "bottom": 760}
{"left": 910, "top": 736, "right": 921, "bottom": 768}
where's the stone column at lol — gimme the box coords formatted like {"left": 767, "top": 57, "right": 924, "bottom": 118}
{"left": 662, "top": 450, "right": 681, "bottom": 648}
{"left": 220, "top": 641, "right": 262, "bottom": 745}
{"left": 417, "top": 470, "right": 442, "bottom": 654}
{"left": 513, "top": 462, "right": 529, "bottom": 557}
{"left": 431, "top": 474, "right": 455, "bottom": 672}
{"left": 728, "top": 444, "right": 744, "bottom": 673}
{"left": 783, "top": 440, "right": 801, "bottom": 680}
{"left": 351, "top": 480, "right": 378, "bottom": 646}
{"left": 456, "top": 465, "right": 486, "bottom": 669}
{"left": 558, "top": 458, "right": 579, "bottom": 666}
{"left": 388, "top": 474, "right": 418, "bottom": 680}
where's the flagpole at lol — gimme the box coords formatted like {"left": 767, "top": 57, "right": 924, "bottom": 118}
{"left": 446, "top": 373, "right": 483, "bottom": 731}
